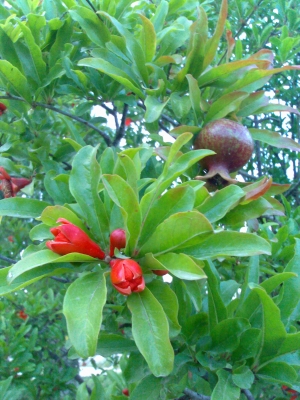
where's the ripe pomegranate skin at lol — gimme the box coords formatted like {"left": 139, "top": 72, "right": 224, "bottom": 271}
{"left": 194, "top": 119, "right": 254, "bottom": 184}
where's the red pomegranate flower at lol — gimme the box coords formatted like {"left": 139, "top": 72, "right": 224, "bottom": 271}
{"left": 110, "top": 259, "right": 145, "bottom": 295}
{"left": 46, "top": 218, "right": 105, "bottom": 259}
{"left": 109, "top": 228, "right": 126, "bottom": 257}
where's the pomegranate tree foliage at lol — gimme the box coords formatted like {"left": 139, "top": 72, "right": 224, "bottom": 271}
{"left": 0, "top": 0, "right": 300, "bottom": 398}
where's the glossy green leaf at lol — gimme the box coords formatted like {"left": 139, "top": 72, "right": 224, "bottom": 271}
{"left": 17, "top": 21, "right": 47, "bottom": 84}
{"left": 255, "top": 103, "right": 300, "bottom": 116}
{"left": 196, "top": 185, "right": 245, "bottom": 223}
{"left": 186, "top": 74, "right": 202, "bottom": 122}
{"left": 138, "top": 211, "right": 213, "bottom": 257}
{"left": 232, "top": 366, "right": 254, "bottom": 390}
{"left": 250, "top": 286, "right": 287, "bottom": 364}
{"left": 0, "top": 198, "right": 50, "bottom": 218}
{"left": 210, "top": 318, "right": 250, "bottom": 353}
{"left": 211, "top": 369, "right": 240, "bottom": 400}
{"left": 232, "top": 328, "right": 261, "bottom": 362}
{"left": 155, "top": 253, "right": 206, "bottom": 280}
{"left": 0, "top": 263, "right": 73, "bottom": 295}
{"left": 127, "top": 287, "right": 174, "bottom": 377}
{"left": 204, "top": 260, "right": 227, "bottom": 328}
{"left": 198, "top": 59, "right": 270, "bottom": 88}
{"left": 139, "top": 185, "right": 195, "bottom": 246}
{"left": 138, "top": 14, "right": 156, "bottom": 63}
{"left": 40, "top": 205, "right": 88, "bottom": 233}
{"left": 221, "top": 198, "right": 275, "bottom": 227}
{"left": 0, "top": 61, "right": 31, "bottom": 103}
{"left": 204, "top": 91, "right": 249, "bottom": 123}
{"left": 8, "top": 250, "right": 96, "bottom": 283}
{"left": 147, "top": 280, "right": 181, "bottom": 337}
{"left": 223, "top": 65, "right": 300, "bottom": 95}
{"left": 69, "top": 6, "right": 110, "bottom": 45}
{"left": 250, "top": 128, "right": 300, "bottom": 151}
{"left": 78, "top": 58, "right": 145, "bottom": 99}
{"left": 130, "top": 375, "right": 163, "bottom": 400}
{"left": 69, "top": 146, "right": 109, "bottom": 246}
{"left": 96, "top": 334, "right": 137, "bottom": 357}
{"left": 0, "top": 377, "right": 13, "bottom": 400}
{"left": 99, "top": 12, "right": 149, "bottom": 84}
{"left": 184, "top": 231, "right": 271, "bottom": 259}
{"left": 63, "top": 272, "right": 107, "bottom": 358}
{"left": 203, "top": 0, "right": 228, "bottom": 69}
{"left": 236, "top": 91, "right": 269, "bottom": 117}
{"left": 144, "top": 95, "right": 169, "bottom": 123}
{"left": 279, "top": 239, "right": 300, "bottom": 325}
{"left": 102, "top": 174, "right": 142, "bottom": 254}
{"left": 176, "top": 9, "right": 208, "bottom": 83}
{"left": 162, "top": 132, "right": 193, "bottom": 172}
{"left": 257, "top": 362, "right": 297, "bottom": 385}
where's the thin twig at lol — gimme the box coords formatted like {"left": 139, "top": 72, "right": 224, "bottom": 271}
{"left": 183, "top": 389, "right": 211, "bottom": 400}
{"left": 113, "top": 103, "right": 128, "bottom": 146}
{"left": 0, "top": 95, "right": 112, "bottom": 146}
{"left": 242, "top": 389, "right": 255, "bottom": 400}
{"left": 0, "top": 255, "right": 17, "bottom": 264}
{"left": 285, "top": 178, "right": 300, "bottom": 198}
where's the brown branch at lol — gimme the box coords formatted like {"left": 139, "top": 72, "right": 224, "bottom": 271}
{"left": 113, "top": 103, "right": 129, "bottom": 146}
{"left": 0, "top": 95, "right": 112, "bottom": 146}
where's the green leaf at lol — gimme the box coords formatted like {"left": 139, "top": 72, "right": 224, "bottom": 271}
{"left": 155, "top": 253, "right": 206, "bottom": 280}
{"left": 69, "top": 6, "right": 110, "bottom": 46}
{"left": 251, "top": 286, "right": 287, "bottom": 365}
{"left": 204, "top": 260, "right": 227, "bottom": 329}
{"left": 221, "top": 198, "right": 276, "bottom": 227}
{"left": 138, "top": 211, "right": 213, "bottom": 257}
{"left": 147, "top": 280, "right": 181, "bottom": 337}
{"left": 138, "top": 14, "right": 156, "bottom": 63}
{"left": 203, "top": 0, "right": 228, "bottom": 69}
{"left": 0, "top": 198, "right": 50, "bottom": 218}
{"left": 232, "top": 366, "right": 254, "bottom": 390}
{"left": 232, "top": 328, "right": 261, "bottom": 362}
{"left": 198, "top": 59, "right": 270, "bottom": 88}
{"left": 222, "top": 65, "right": 300, "bottom": 95}
{"left": 144, "top": 95, "right": 169, "bottom": 123}
{"left": 139, "top": 184, "right": 195, "bottom": 246}
{"left": 96, "top": 333, "right": 137, "bottom": 357}
{"left": 99, "top": 12, "right": 149, "bottom": 84}
{"left": 184, "top": 231, "right": 271, "bottom": 259}
{"left": 279, "top": 239, "right": 300, "bottom": 325}
{"left": 211, "top": 369, "right": 240, "bottom": 400}
{"left": 127, "top": 287, "right": 174, "bottom": 377}
{"left": 175, "top": 9, "right": 208, "bottom": 83}
{"left": 40, "top": 205, "right": 88, "bottom": 233}
{"left": 8, "top": 250, "right": 96, "bottom": 283}
{"left": 0, "top": 263, "right": 73, "bottom": 295}
{"left": 0, "top": 377, "right": 13, "bottom": 400}
{"left": 204, "top": 91, "right": 249, "bottom": 123}
{"left": 17, "top": 21, "right": 47, "bottom": 84}
{"left": 196, "top": 185, "right": 245, "bottom": 223}
{"left": 257, "top": 362, "right": 297, "bottom": 385}
{"left": 0, "top": 60, "right": 31, "bottom": 103}
{"left": 44, "top": 170, "right": 74, "bottom": 204}
{"left": 210, "top": 318, "right": 250, "bottom": 353}
{"left": 69, "top": 146, "right": 109, "bottom": 246}
{"left": 186, "top": 74, "right": 202, "bottom": 122}
{"left": 63, "top": 271, "right": 107, "bottom": 358}
{"left": 249, "top": 128, "right": 300, "bottom": 151}
{"left": 102, "top": 174, "right": 142, "bottom": 254}
{"left": 78, "top": 58, "right": 145, "bottom": 99}
{"left": 130, "top": 375, "right": 163, "bottom": 400}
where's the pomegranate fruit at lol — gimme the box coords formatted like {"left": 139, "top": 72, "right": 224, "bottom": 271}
{"left": 194, "top": 119, "right": 254, "bottom": 187}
